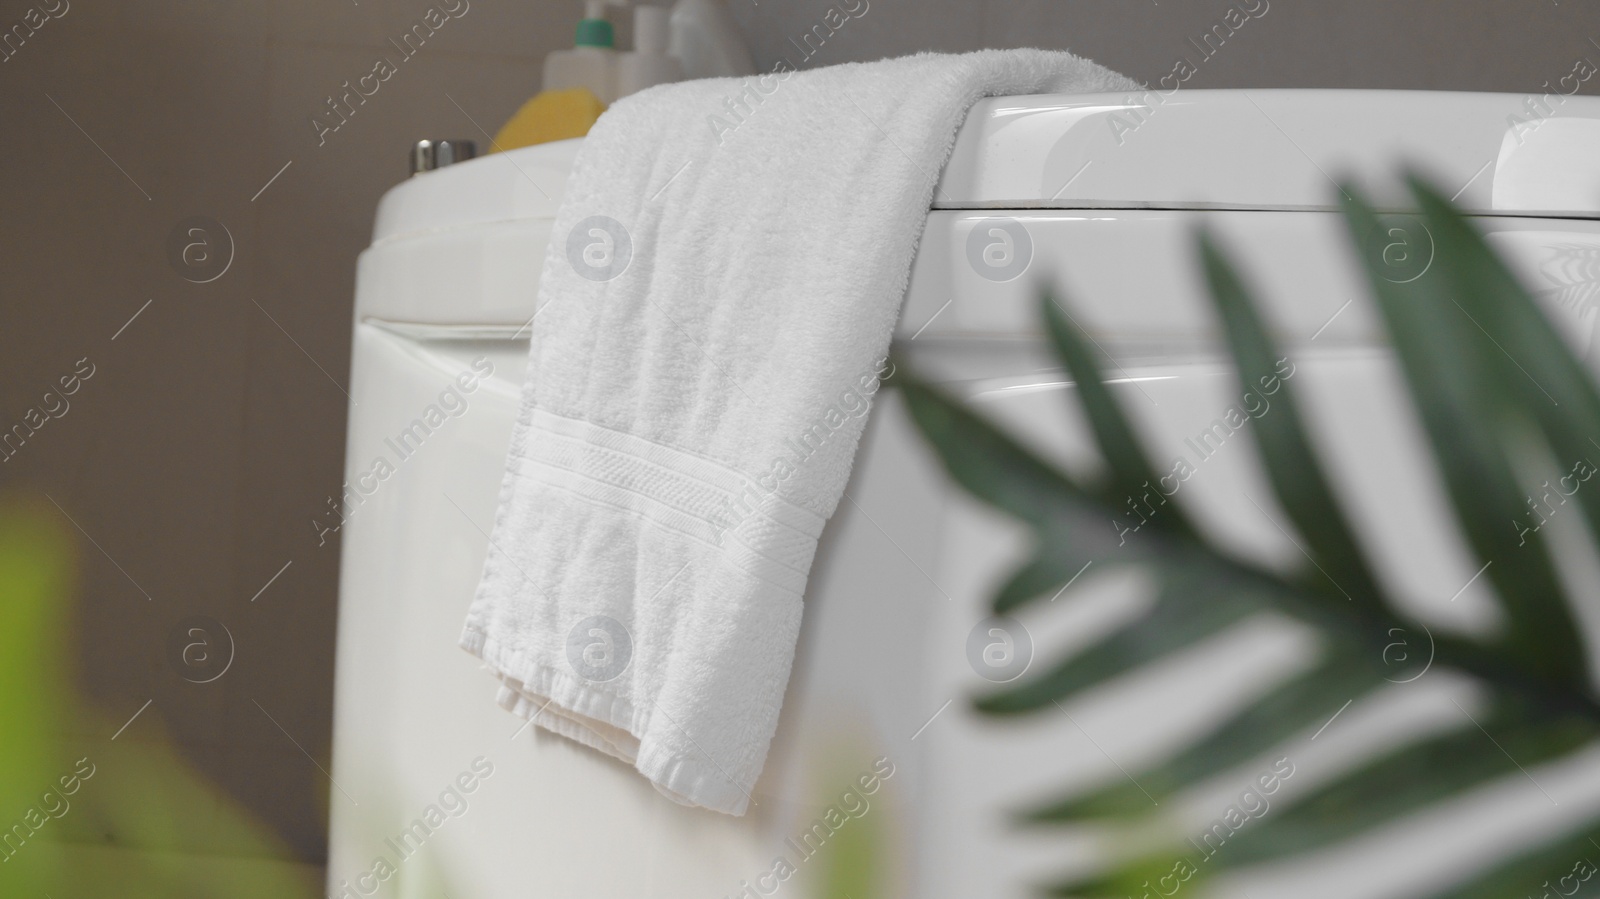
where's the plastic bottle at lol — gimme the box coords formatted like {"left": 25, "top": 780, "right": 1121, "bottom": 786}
{"left": 490, "top": 87, "right": 607, "bottom": 152}
{"left": 544, "top": 0, "right": 621, "bottom": 103}
{"left": 616, "top": 6, "right": 684, "bottom": 98}
{"left": 668, "top": 0, "right": 755, "bottom": 80}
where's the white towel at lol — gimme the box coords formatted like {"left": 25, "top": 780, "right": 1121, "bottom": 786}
{"left": 462, "top": 49, "right": 1137, "bottom": 815}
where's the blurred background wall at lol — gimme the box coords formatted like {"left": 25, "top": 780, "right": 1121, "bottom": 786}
{"left": 1, "top": 0, "right": 1597, "bottom": 879}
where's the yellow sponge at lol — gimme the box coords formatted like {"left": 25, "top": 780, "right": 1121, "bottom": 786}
{"left": 491, "top": 88, "right": 607, "bottom": 152}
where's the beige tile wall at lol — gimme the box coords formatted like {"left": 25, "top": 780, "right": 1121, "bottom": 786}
{"left": 1, "top": 0, "right": 1597, "bottom": 874}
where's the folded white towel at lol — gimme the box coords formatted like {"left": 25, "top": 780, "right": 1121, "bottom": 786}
{"left": 462, "top": 49, "right": 1137, "bottom": 815}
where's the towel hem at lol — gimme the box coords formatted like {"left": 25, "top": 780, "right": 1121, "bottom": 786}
{"left": 461, "top": 629, "right": 754, "bottom": 816}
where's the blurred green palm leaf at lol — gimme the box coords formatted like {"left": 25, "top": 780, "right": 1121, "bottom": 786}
{"left": 0, "top": 498, "right": 319, "bottom": 898}
{"left": 898, "top": 177, "right": 1600, "bottom": 897}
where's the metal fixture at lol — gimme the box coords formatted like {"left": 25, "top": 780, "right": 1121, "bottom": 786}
{"left": 410, "top": 139, "right": 478, "bottom": 176}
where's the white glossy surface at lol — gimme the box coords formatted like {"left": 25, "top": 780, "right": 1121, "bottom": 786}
{"left": 903, "top": 210, "right": 1600, "bottom": 346}
{"left": 935, "top": 90, "right": 1600, "bottom": 215}
{"left": 354, "top": 220, "right": 555, "bottom": 327}
{"left": 370, "top": 139, "right": 580, "bottom": 245}
{"left": 329, "top": 324, "right": 931, "bottom": 897}
{"left": 329, "top": 329, "right": 780, "bottom": 898}
{"left": 1494, "top": 116, "right": 1600, "bottom": 213}
{"left": 335, "top": 90, "right": 1600, "bottom": 897}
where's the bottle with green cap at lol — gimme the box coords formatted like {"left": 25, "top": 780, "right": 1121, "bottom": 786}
{"left": 544, "top": 0, "right": 622, "bottom": 104}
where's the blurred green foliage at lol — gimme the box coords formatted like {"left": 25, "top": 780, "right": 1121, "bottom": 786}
{"left": 806, "top": 751, "right": 892, "bottom": 899}
{"left": 899, "top": 178, "right": 1600, "bottom": 896}
{"left": 0, "top": 496, "right": 319, "bottom": 898}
